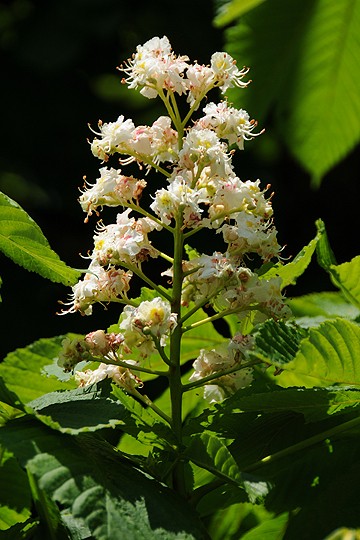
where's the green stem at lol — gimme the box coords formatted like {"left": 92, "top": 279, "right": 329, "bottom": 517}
{"left": 181, "top": 88, "right": 214, "bottom": 129}
{"left": 158, "top": 88, "right": 179, "bottom": 129}
{"left": 179, "top": 286, "right": 228, "bottom": 325}
{"left": 126, "top": 202, "right": 173, "bottom": 232}
{"left": 243, "top": 415, "right": 360, "bottom": 473}
{"left": 130, "top": 387, "right": 172, "bottom": 425}
{"left": 126, "top": 263, "right": 172, "bottom": 302}
{"left": 95, "top": 355, "right": 169, "bottom": 377}
{"left": 182, "top": 306, "right": 258, "bottom": 332}
{"left": 152, "top": 336, "right": 172, "bottom": 366}
{"left": 169, "top": 210, "right": 187, "bottom": 496}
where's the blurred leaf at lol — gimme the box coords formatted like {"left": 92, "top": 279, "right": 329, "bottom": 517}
{"left": 223, "top": 0, "right": 360, "bottom": 185}
{"left": 279, "top": 0, "right": 360, "bottom": 186}
{"left": 214, "top": 0, "right": 267, "bottom": 26}
{"left": 240, "top": 512, "right": 288, "bottom": 540}
{"left": 0, "top": 192, "right": 80, "bottom": 286}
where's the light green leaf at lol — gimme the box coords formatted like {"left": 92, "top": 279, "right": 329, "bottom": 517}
{"left": 0, "top": 335, "right": 78, "bottom": 406}
{"left": 223, "top": 0, "right": 360, "bottom": 185}
{"left": 279, "top": 0, "right": 360, "bottom": 185}
{"left": 0, "top": 192, "right": 80, "bottom": 285}
{"left": 287, "top": 291, "right": 360, "bottom": 323}
{"left": 0, "top": 417, "right": 207, "bottom": 539}
{"left": 240, "top": 512, "right": 288, "bottom": 540}
{"left": 214, "top": 0, "right": 267, "bottom": 26}
{"left": 261, "top": 224, "right": 322, "bottom": 288}
{"left": 330, "top": 256, "right": 360, "bottom": 310}
{"left": 316, "top": 220, "right": 360, "bottom": 309}
{"left": 255, "top": 318, "right": 360, "bottom": 388}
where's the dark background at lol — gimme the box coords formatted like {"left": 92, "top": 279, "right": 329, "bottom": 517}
{"left": 1, "top": 0, "right": 359, "bottom": 359}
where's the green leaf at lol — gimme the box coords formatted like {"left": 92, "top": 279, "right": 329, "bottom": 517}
{"left": 0, "top": 448, "right": 32, "bottom": 530}
{"left": 261, "top": 225, "right": 322, "bottom": 288}
{"left": 224, "top": 386, "right": 360, "bottom": 423}
{"left": 255, "top": 318, "right": 360, "bottom": 388}
{"left": 0, "top": 519, "right": 39, "bottom": 540}
{"left": 315, "top": 218, "right": 337, "bottom": 268}
{"left": 287, "top": 291, "right": 360, "bottom": 325}
{"left": 330, "top": 256, "right": 360, "bottom": 310}
{"left": 252, "top": 320, "right": 307, "bottom": 366}
{"left": 0, "top": 335, "right": 78, "bottom": 406}
{"left": 214, "top": 0, "right": 267, "bottom": 26}
{"left": 0, "top": 192, "right": 80, "bottom": 285}
{"left": 0, "top": 417, "right": 207, "bottom": 539}
{"left": 279, "top": 0, "right": 360, "bottom": 186}
{"left": 223, "top": 1, "right": 360, "bottom": 185}
{"left": 185, "top": 431, "right": 242, "bottom": 485}
{"left": 240, "top": 512, "right": 288, "bottom": 540}
{"left": 27, "top": 384, "right": 137, "bottom": 435}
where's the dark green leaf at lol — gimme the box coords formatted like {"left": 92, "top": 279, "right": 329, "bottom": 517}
{"left": 0, "top": 417, "right": 207, "bottom": 539}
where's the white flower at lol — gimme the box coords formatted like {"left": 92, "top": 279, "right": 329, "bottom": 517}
{"left": 79, "top": 167, "right": 146, "bottom": 219}
{"left": 84, "top": 330, "right": 124, "bottom": 357}
{"left": 199, "top": 102, "right": 263, "bottom": 150}
{"left": 57, "top": 336, "right": 92, "bottom": 372}
{"left": 90, "top": 116, "right": 135, "bottom": 160}
{"left": 182, "top": 252, "right": 239, "bottom": 304}
{"left": 186, "top": 63, "right": 215, "bottom": 107}
{"left": 129, "top": 116, "right": 179, "bottom": 165}
{"left": 207, "top": 178, "right": 273, "bottom": 225}
{"left": 210, "top": 52, "right": 250, "bottom": 92}
{"left": 121, "top": 36, "right": 189, "bottom": 98}
{"left": 150, "top": 173, "right": 202, "bottom": 227}
{"left": 220, "top": 212, "right": 281, "bottom": 261}
{"left": 60, "top": 260, "right": 132, "bottom": 316}
{"left": 75, "top": 361, "right": 142, "bottom": 390}
{"left": 190, "top": 341, "right": 253, "bottom": 403}
{"left": 92, "top": 209, "right": 159, "bottom": 266}
{"left": 179, "top": 128, "right": 232, "bottom": 177}
{"left": 120, "top": 297, "right": 177, "bottom": 352}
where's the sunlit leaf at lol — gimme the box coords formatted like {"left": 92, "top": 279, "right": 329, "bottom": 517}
{"left": 254, "top": 318, "right": 360, "bottom": 388}
{"left": 185, "top": 431, "right": 242, "bottom": 484}
{"left": 214, "top": 0, "right": 267, "bottom": 26}
{"left": 261, "top": 224, "right": 322, "bottom": 288}
{"left": 0, "top": 192, "right": 80, "bottom": 285}
{"left": 223, "top": 0, "right": 360, "bottom": 185}
{"left": 0, "top": 335, "right": 78, "bottom": 406}
{"left": 240, "top": 512, "right": 288, "bottom": 540}
{"left": 287, "top": 291, "right": 360, "bottom": 324}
